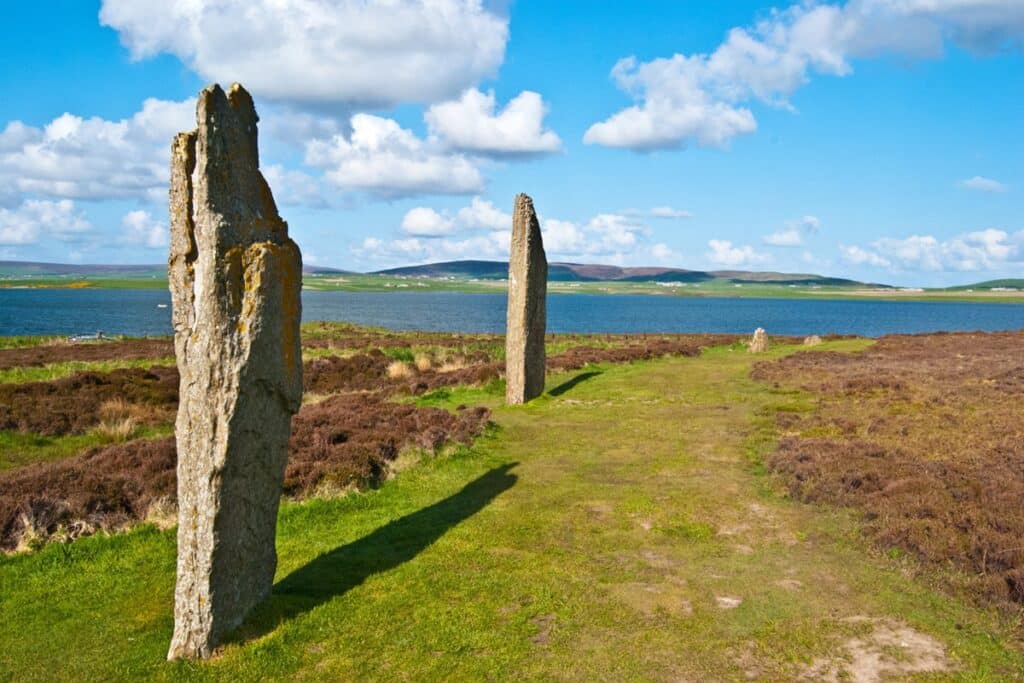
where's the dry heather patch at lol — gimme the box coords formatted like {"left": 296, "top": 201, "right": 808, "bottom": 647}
{"left": 753, "top": 331, "right": 1024, "bottom": 607}
{"left": 0, "top": 366, "right": 178, "bottom": 436}
{"left": 0, "top": 338, "right": 174, "bottom": 370}
{"left": 0, "top": 395, "right": 491, "bottom": 551}
{"left": 414, "top": 353, "right": 433, "bottom": 372}
{"left": 386, "top": 360, "right": 414, "bottom": 380}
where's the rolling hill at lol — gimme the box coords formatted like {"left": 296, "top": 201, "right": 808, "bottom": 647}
{"left": 373, "top": 260, "right": 880, "bottom": 287}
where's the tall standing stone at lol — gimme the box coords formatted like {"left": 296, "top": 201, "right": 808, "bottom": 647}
{"left": 167, "top": 83, "right": 303, "bottom": 660}
{"left": 505, "top": 193, "right": 547, "bottom": 404}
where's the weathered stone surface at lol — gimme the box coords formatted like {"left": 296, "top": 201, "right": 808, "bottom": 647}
{"left": 803, "top": 335, "right": 823, "bottom": 347}
{"left": 505, "top": 193, "right": 548, "bottom": 404}
{"left": 748, "top": 328, "right": 769, "bottom": 353}
{"left": 167, "top": 83, "right": 303, "bottom": 660}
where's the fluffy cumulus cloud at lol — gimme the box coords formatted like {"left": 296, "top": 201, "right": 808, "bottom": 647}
{"left": 356, "top": 231, "right": 511, "bottom": 266}
{"left": 840, "top": 244, "right": 892, "bottom": 267}
{"left": 366, "top": 208, "right": 655, "bottom": 266}
{"left": 398, "top": 197, "right": 510, "bottom": 238}
{"left": 0, "top": 199, "right": 91, "bottom": 245}
{"left": 456, "top": 197, "right": 512, "bottom": 230}
{"left": 261, "top": 164, "right": 326, "bottom": 207}
{"left": 541, "top": 214, "right": 648, "bottom": 259}
{"left": 400, "top": 207, "right": 456, "bottom": 237}
{"left": 100, "top": 0, "right": 509, "bottom": 110}
{"left": 706, "top": 239, "right": 769, "bottom": 266}
{"left": 764, "top": 214, "right": 821, "bottom": 246}
{"left": 425, "top": 89, "right": 561, "bottom": 156}
{"left": 959, "top": 175, "right": 1008, "bottom": 193}
{"left": 0, "top": 98, "right": 194, "bottom": 202}
{"left": 842, "top": 229, "right": 1023, "bottom": 271}
{"left": 305, "top": 114, "right": 483, "bottom": 198}
{"left": 585, "top": 0, "right": 1024, "bottom": 150}
{"left": 120, "top": 210, "right": 167, "bottom": 248}
{"left": 650, "top": 242, "right": 678, "bottom": 263}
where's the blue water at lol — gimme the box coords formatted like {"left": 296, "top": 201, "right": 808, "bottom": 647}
{"left": 1, "top": 289, "right": 1022, "bottom": 338}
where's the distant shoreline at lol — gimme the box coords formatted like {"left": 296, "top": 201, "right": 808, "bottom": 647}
{"left": 1, "top": 276, "right": 1022, "bottom": 305}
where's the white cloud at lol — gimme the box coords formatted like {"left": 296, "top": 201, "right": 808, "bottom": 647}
{"left": 400, "top": 207, "right": 456, "bottom": 237}
{"left": 262, "top": 164, "right": 326, "bottom": 208}
{"left": 100, "top": 0, "right": 509, "bottom": 110}
{"left": 585, "top": 0, "right": 1024, "bottom": 150}
{"left": 764, "top": 228, "right": 803, "bottom": 247}
{"left": 649, "top": 206, "right": 693, "bottom": 219}
{"left": 651, "top": 242, "right": 678, "bottom": 263}
{"left": 583, "top": 53, "right": 758, "bottom": 150}
{"left": 0, "top": 98, "right": 194, "bottom": 202}
{"left": 356, "top": 230, "right": 511, "bottom": 266}
{"left": 541, "top": 213, "right": 648, "bottom": 259}
{"left": 765, "top": 214, "right": 821, "bottom": 246}
{"left": 120, "top": 210, "right": 167, "bottom": 248}
{"left": 0, "top": 199, "right": 91, "bottom": 245}
{"left": 542, "top": 218, "right": 588, "bottom": 254}
{"left": 456, "top": 197, "right": 511, "bottom": 230}
{"left": 959, "top": 175, "right": 1008, "bottom": 193}
{"left": 706, "top": 239, "right": 769, "bottom": 266}
{"left": 425, "top": 89, "right": 561, "bottom": 156}
{"left": 788, "top": 214, "right": 821, "bottom": 232}
{"left": 840, "top": 244, "right": 892, "bottom": 267}
{"left": 305, "top": 114, "right": 484, "bottom": 199}
{"left": 397, "top": 197, "right": 510, "bottom": 238}
{"left": 842, "top": 229, "right": 1023, "bottom": 271}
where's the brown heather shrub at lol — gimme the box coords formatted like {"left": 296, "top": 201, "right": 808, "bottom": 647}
{"left": 754, "top": 330, "right": 1024, "bottom": 607}
{"left": 0, "top": 366, "right": 178, "bottom": 436}
{"left": 0, "top": 328, "right": 747, "bottom": 550}
{"left": 0, "top": 338, "right": 174, "bottom": 370}
{"left": 0, "top": 396, "right": 491, "bottom": 551}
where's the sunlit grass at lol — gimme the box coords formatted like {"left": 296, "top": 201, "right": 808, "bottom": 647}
{"left": 0, "top": 357, "right": 175, "bottom": 384}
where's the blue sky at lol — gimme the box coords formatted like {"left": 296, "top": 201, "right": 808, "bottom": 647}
{"left": 0, "top": 0, "right": 1020, "bottom": 286}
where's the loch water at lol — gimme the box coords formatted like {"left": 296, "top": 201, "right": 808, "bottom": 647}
{"left": 1, "top": 289, "right": 1023, "bottom": 338}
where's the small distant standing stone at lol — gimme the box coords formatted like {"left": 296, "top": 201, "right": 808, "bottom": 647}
{"left": 748, "top": 328, "right": 769, "bottom": 353}
{"left": 505, "top": 193, "right": 547, "bottom": 404}
{"left": 167, "top": 83, "right": 303, "bottom": 660}
{"left": 803, "top": 335, "right": 823, "bottom": 347}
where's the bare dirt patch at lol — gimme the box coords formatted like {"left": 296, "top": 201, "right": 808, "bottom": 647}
{"left": 804, "top": 617, "right": 953, "bottom": 682}
{"left": 754, "top": 331, "right": 1024, "bottom": 607}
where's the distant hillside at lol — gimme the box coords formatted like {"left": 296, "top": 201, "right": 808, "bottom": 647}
{"left": 0, "top": 258, "right": 888, "bottom": 289}
{"left": 944, "top": 279, "right": 1024, "bottom": 291}
{"left": 0, "top": 261, "right": 164, "bottom": 278}
{"left": 374, "top": 260, "right": 879, "bottom": 287}
{"left": 303, "top": 264, "right": 355, "bottom": 275}
{"left": 0, "top": 261, "right": 353, "bottom": 278}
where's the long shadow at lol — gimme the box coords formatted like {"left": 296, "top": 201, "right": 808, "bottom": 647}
{"left": 229, "top": 463, "right": 518, "bottom": 644}
{"left": 548, "top": 371, "right": 603, "bottom": 397}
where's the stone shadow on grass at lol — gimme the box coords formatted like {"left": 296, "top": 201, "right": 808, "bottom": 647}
{"left": 228, "top": 463, "right": 518, "bottom": 645}
{"left": 548, "top": 371, "right": 602, "bottom": 397}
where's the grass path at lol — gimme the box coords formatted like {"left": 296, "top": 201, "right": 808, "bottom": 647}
{"left": 1, "top": 342, "right": 1022, "bottom": 680}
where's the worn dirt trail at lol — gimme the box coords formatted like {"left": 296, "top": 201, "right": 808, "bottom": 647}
{"left": 3, "top": 342, "right": 1022, "bottom": 681}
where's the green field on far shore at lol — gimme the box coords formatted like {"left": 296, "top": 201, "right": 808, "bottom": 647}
{"left": 2, "top": 271, "right": 1022, "bottom": 303}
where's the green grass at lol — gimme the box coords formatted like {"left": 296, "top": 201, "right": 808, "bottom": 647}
{"left": 0, "top": 424, "right": 174, "bottom": 471}
{"left": 0, "top": 357, "right": 175, "bottom": 384}
{"left": 5, "top": 272, "right": 1023, "bottom": 302}
{"left": 1, "top": 343, "right": 1022, "bottom": 680}
{"left": 0, "top": 335, "right": 63, "bottom": 350}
